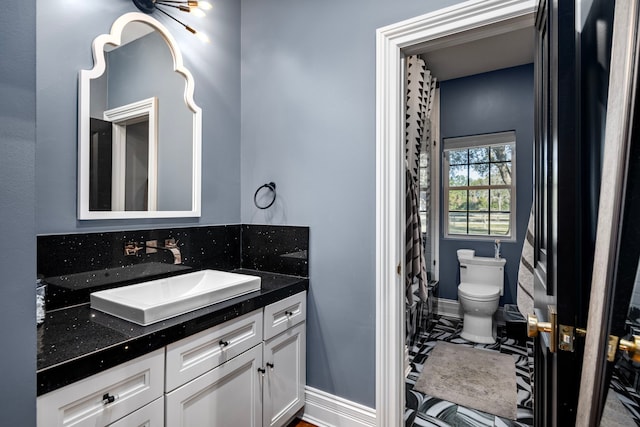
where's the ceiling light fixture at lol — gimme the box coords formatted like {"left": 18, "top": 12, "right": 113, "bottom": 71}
{"left": 132, "top": 0, "right": 211, "bottom": 42}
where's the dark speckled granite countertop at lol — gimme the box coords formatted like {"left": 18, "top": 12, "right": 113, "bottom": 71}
{"left": 36, "top": 269, "right": 308, "bottom": 396}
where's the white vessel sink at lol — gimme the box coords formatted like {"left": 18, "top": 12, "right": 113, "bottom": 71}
{"left": 90, "top": 269, "right": 261, "bottom": 326}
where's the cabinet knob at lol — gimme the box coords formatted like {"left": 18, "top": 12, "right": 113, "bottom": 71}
{"left": 102, "top": 393, "right": 116, "bottom": 405}
{"left": 219, "top": 340, "right": 229, "bottom": 347}
{"left": 266, "top": 362, "right": 274, "bottom": 370}
{"left": 257, "top": 367, "right": 266, "bottom": 376}
{"left": 285, "top": 311, "right": 294, "bottom": 317}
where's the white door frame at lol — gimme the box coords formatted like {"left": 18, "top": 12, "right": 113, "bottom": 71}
{"left": 374, "top": 1, "right": 536, "bottom": 425}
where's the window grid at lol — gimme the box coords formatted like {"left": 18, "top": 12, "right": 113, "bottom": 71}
{"left": 418, "top": 152, "right": 428, "bottom": 234}
{"left": 444, "top": 139, "right": 516, "bottom": 240}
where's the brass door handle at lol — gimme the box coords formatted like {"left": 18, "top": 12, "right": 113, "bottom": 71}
{"left": 527, "top": 306, "right": 558, "bottom": 352}
{"left": 527, "top": 313, "right": 552, "bottom": 337}
{"left": 619, "top": 336, "right": 640, "bottom": 362}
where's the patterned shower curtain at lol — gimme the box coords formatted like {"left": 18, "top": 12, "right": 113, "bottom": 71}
{"left": 405, "top": 55, "right": 436, "bottom": 306}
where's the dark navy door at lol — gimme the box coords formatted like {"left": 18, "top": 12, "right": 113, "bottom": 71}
{"left": 532, "top": 0, "right": 615, "bottom": 425}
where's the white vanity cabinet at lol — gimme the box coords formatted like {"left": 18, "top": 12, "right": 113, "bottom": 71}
{"left": 164, "top": 310, "right": 263, "bottom": 392}
{"left": 262, "top": 292, "right": 307, "bottom": 427}
{"left": 166, "top": 291, "right": 307, "bottom": 427}
{"left": 164, "top": 310, "right": 264, "bottom": 426}
{"left": 107, "top": 397, "right": 164, "bottom": 427}
{"left": 37, "top": 291, "right": 306, "bottom": 427}
{"left": 36, "top": 348, "right": 165, "bottom": 427}
{"left": 165, "top": 343, "right": 264, "bottom": 426}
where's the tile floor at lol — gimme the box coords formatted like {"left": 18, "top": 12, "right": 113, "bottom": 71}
{"left": 606, "top": 371, "right": 640, "bottom": 425}
{"left": 405, "top": 316, "right": 534, "bottom": 427}
{"left": 405, "top": 316, "right": 640, "bottom": 427}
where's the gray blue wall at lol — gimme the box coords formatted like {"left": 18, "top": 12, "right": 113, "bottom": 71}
{"left": 36, "top": 0, "right": 241, "bottom": 233}
{"left": 240, "top": 0, "right": 461, "bottom": 408}
{"left": 439, "top": 64, "right": 535, "bottom": 305}
{"left": 0, "top": 1, "right": 37, "bottom": 425}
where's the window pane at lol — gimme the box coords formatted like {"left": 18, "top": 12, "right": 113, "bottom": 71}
{"left": 470, "top": 164, "right": 489, "bottom": 186}
{"left": 419, "top": 168, "right": 429, "bottom": 188}
{"left": 445, "top": 138, "right": 515, "bottom": 239}
{"left": 449, "top": 190, "right": 467, "bottom": 211}
{"left": 448, "top": 149, "right": 468, "bottom": 165}
{"left": 468, "top": 212, "right": 489, "bottom": 235}
{"left": 420, "top": 212, "right": 427, "bottom": 234}
{"left": 449, "top": 165, "right": 468, "bottom": 186}
{"left": 490, "top": 162, "right": 512, "bottom": 185}
{"left": 448, "top": 212, "right": 467, "bottom": 235}
{"left": 469, "top": 147, "right": 489, "bottom": 163}
{"left": 490, "top": 212, "right": 510, "bottom": 235}
{"left": 490, "top": 144, "right": 513, "bottom": 162}
{"left": 419, "top": 190, "right": 427, "bottom": 211}
{"left": 468, "top": 189, "right": 488, "bottom": 211}
{"left": 490, "top": 189, "right": 511, "bottom": 211}
{"left": 419, "top": 152, "right": 429, "bottom": 167}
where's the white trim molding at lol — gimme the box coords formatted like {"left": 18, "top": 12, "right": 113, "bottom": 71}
{"left": 103, "top": 97, "right": 159, "bottom": 212}
{"left": 303, "top": 387, "right": 376, "bottom": 427}
{"left": 375, "top": 1, "right": 536, "bottom": 425}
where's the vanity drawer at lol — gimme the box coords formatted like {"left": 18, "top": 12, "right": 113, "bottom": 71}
{"left": 264, "top": 291, "right": 307, "bottom": 341}
{"left": 107, "top": 396, "right": 164, "bottom": 427}
{"left": 36, "top": 348, "right": 164, "bottom": 427}
{"left": 165, "top": 310, "right": 263, "bottom": 391}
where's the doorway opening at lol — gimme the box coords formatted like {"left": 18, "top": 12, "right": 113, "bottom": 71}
{"left": 375, "top": 2, "right": 537, "bottom": 426}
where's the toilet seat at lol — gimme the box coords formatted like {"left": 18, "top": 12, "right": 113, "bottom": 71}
{"left": 458, "top": 282, "right": 500, "bottom": 302}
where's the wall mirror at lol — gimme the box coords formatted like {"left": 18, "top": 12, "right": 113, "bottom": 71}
{"left": 78, "top": 12, "right": 201, "bottom": 219}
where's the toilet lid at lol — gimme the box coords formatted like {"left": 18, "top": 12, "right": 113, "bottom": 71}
{"left": 458, "top": 282, "right": 500, "bottom": 301}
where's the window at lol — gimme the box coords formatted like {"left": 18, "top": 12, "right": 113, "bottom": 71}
{"left": 418, "top": 152, "right": 429, "bottom": 234}
{"left": 443, "top": 131, "right": 516, "bottom": 240}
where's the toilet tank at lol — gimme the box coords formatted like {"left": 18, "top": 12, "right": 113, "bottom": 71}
{"left": 458, "top": 255, "right": 506, "bottom": 294}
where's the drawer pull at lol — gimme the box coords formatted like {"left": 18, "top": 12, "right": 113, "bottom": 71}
{"left": 102, "top": 393, "right": 116, "bottom": 405}
{"left": 285, "top": 311, "right": 294, "bottom": 317}
{"left": 257, "top": 367, "right": 266, "bottom": 376}
{"left": 266, "top": 362, "right": 275, "bottom": 370}
{"left": 219, "top": 340, "right": 230, "bottom": 347}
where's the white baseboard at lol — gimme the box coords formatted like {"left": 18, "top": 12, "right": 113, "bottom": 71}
{"left": 437, "top": 297, "right": 506, "bottom": 325}
{"left": 302, "top": 386, "right": 376, "bottom": 427}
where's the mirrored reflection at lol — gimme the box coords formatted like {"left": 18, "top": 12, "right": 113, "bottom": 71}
{"left": 88, "top": 22, "right": 192, "bottom": 212}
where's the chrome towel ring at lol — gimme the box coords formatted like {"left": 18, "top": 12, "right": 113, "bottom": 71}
{"left": 254, "top": 182, "right": 276, "bottom": 209}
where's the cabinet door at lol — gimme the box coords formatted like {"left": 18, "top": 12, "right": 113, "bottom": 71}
{"left": 263, "top": 322, "right": 306, "bottom": 427}
{"left": 166, "top": 344, "right": 263, "bottom": 427}
{"left": 107, "top": 397, "right": 163, "bottom": 427}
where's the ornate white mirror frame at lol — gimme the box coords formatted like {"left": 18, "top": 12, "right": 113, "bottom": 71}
{"left": 78, "top": 12, "right": 202, "bottom": 219}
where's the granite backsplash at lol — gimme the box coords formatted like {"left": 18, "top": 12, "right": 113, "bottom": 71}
{"left": 38, "top": 224, "right": 309, "bottom": 310}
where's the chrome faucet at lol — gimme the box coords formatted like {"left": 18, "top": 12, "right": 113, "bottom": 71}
{"left": 124, "top": 239, "right": 182, "bottom": 264}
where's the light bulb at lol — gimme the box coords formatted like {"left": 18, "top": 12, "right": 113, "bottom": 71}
{"left": 191, "top": 8, "right": 206, "bottom": 18}
{"left": 198, "top": 1, "right": 213, "bottom": 11}
{"left": 196, "top": 31, "right": 210, "bottom": 43}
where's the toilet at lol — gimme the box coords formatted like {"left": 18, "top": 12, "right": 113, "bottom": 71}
{"left": 457, "top": 249, "right": 506, "bottom": 344}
